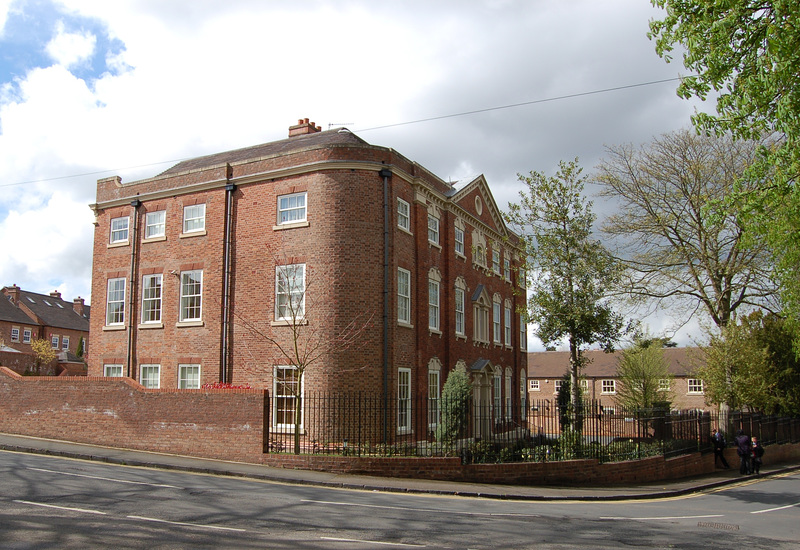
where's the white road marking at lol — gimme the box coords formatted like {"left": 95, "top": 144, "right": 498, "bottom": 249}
{"left": 14, "top": 500, "right": 107, "bottom": 515}
{"left": 751, "top": 502, "right": 800, "bottom": 514}
{"left": 302, "top": 499, "right": 539, "bottom": 518}
{"left": 600, "top": 514, "right": 724, "bottom": 521}
{"left": 320, "top": 537, "right": 426, "bottom": 547}
{"left": 26, "top": 467, "right": 179, "bottom": 488}
{"left": 126, "top": 515, "right": 246, "bottom": 532}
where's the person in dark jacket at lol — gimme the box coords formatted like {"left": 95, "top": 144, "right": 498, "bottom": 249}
{"left": 735, "top": 430, "right": 752, "bottom": 474}
{"left": 712, "top": 429, "right": 730, "bottom": 469}
{"left": 751, "top": 436, "right": 765, "bottom": 475}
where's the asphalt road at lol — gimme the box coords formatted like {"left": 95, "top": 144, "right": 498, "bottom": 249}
{"left": 1, "top": 450, "right": 798, "bottom": 549}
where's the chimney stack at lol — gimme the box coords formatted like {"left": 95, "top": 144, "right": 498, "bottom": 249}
{"left": 50, "top": 290, "right": 62, "bottom": 300}
{"left": 5, "top": 284, "right": 20, "bottom": 306}
{"left": 73, "top": 297, "right": 85, "bottom": 317}
{"left": 289, "top": 117, "right": 322, "bottom": 137}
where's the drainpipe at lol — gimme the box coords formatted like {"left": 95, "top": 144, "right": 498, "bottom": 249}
{"left": 126, "top": 199, "right": 141, "bottom": 378}
{"left": 379, "top": 167, "right": 392, "bottom": 444}
{"left": 221, "top": 164, "right": 235, "bottom": 383}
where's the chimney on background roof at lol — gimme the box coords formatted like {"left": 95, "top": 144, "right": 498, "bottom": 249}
{"left": 50, "top": 290, "right": 62, "bottom": 300}
{"left": 5, "top": 284, "right": 20, "bottom": 306}
{"left": 73, "top": 297, "right": 85, "bottom": 316}
{"left": 289, "top": 117, "right": 322, "bottom": 137}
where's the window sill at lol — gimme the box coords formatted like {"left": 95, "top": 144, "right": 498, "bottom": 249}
{"left": 138, "top": 322, "right": 164, "bottom": 330}
{"left": 176, "top": 320, "right": 204, "bottom": 328}
{"left": 107, "top": 241, "right": 129, "bottom": 249}
{"left": 102, "top": 325, "right": 126, "bottom": 331}
{"left": 455, "top": 252, "right": 466, "bottom": 261}
{"left": 397, "top": 321, "right": 414, "bottom": 329}
{"left": 270, "top": 319, "right": 309, "bottom": 327}
{"left": 273, "top": 221, "right": 309, "bottom": 231}
{"left": 428, "top": 328, "right": 442, "bottom": 337}
{"left": 397, "top": 226, "right": 413, "bottom": 236}
{"left": 180, "top": 229, "right": 207, "bottom": 238}
{"left": 455, "top": 333, "right": 467, "bottom": 341}
{"left": 142, "top": 235, "right": 166, "bottom": 243}
{"left": 428, "top": 241, "right": 442, "bottom": 250}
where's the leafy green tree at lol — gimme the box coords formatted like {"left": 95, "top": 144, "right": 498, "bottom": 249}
{"left": 699, "top": 311, "right": 800, "bottom": 416}
{"left": 505, "top": 159, "right": 626, "bottom": 415}
{"left": 615, "top": 342, "right": 673, "bottom": 411}
{"left": 434, "top": 364, "right": 473, "bottom": 446}
{"left": 555, "top": 372, "right": 585, "bottom": 432}
{"left": 649, "top": 1, "right": 800, "bottom": 340}
{"left": 596, "top": 130, "right": 779, "bottom": 329}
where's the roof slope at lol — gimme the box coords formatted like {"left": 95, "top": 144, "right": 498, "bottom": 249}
{"left": 158, "top": 129, "right": 370, "bottom": 176}
{"left": 17, "top": 290, "right": 90, "bottom": 332}
{"left": 527, "top": 348, "right": 701, "bottom": 378}
{"left": 0, "top": 295, "right": 39, "bottom": 325}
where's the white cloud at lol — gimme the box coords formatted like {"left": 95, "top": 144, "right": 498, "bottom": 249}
{"left": 45, "top": 21, "right": 97, "bottom": 69}
{"left": 0, "top": 0, "right": 14, "bottom": 37}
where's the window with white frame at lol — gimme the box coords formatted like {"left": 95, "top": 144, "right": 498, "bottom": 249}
{"left": 504, "top": 257, "right": 511, "bottom": 281}
{"left": 398, "top": 367, "right": 411, "bottom": 433}
{"left": 529, "top": 379, "right": 540, "bottom": 391}
{"left": 659, "top": 379, "right": 671, "bottom": 392}
{"left": 427, "top": 213, "right": 439, "bottom": 245}
{"left": 180, "top": 270, "right": 203, "bottom": 322}
{"left": 140, "top": 364, "right": 160, "bottom": 389}
{"left": 505, "top": 368, "right": 512, "bottom": 420}
{"left": 182, "top": 204, "right": 206, "bottom": 233}
{"left": 492, "top": 295, "right": 502, "bottom": 344}
{"left": 473, "top": 292, "right": 490, "bottom": 343}
{"left": 504, "top": 300, "right": 512, "bottom": 347}
{"left": 454, "top": 285, "right": 465, "bottom": 336}
{"left": 428, "top": 366, "right": 440, "bottom": 429}
{"left": 104, "top": 364, "right": 123, "bottom": 377}
{"left": 580, "top": 379, "right": 589, "bottom": 391}
{"left": 455, "top": 225, "right": 465, "bottom": 256}
{"left": 554, "top": 379, "right": 563, "bottom": 394}
{"left": 141, "top": 274, "right": 162, "bottom": 323}
{"left": 518, "top": 267, "right": 527, "bottom": 288}
{"left": 275, "top": 264, "right": 305, "bottom": 321}
{"left": 520, "top": 314, "right": 527, "bottom": 350}
{"left": 492, "top": 249, "right": 501, "bottom": 275}
{"left": 274, "top": 366, "right": 303, "bottom": 431}
{"left": 22, "top": 328, "right": 31, "bottom": 344}
{"left": 493, "top": 369, "right": 502, "bottom": 421}
{"left": 110, "top": 216, "right": 129, "bottom": 243}
{"left": 397, "top": 268, "right": 411, "bottom": 324}
{"left": 476, "top": 245, "right": 486, "bottom": 266}
{"left": 10, "top": 327, "right": 19, "bottom": 342}
{"left": 688, "top": 379, "right": 704, "bottom": 394}
{"left": 62, "top": 336, "right": 69, "bottom": 351}
{"left": 178, "top": 364, "right": 201, "bottom": 389}
{"left": 397, "top": 198, "right": 410, "bottom": 231}
{"left": 106, "top": 278, "right": 126, "bottom": 326}
{"left": 601, "top": 379, "right": 616, "bottom": 394}
{"left": 428, "top": 279, "right": 440, "bottom": 331}
{"left": 145, "top": 210, "right": 166, "bottom": 239}
{"left": 278, "top": 192, "right": 307, "bottom": 225}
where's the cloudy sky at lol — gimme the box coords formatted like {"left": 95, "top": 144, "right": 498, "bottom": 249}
{"left": 0, "top": 0, "right": 712, "bottom": 348}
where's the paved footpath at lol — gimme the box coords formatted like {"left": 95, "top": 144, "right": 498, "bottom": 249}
{"left": 2, "top": 432, "right": 798, "bottom": 501}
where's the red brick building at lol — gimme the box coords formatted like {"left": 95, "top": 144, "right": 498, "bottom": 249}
{"left": 526, "top": 348, "right": 711, "bottom": 413}
{"left": 88, "top": 120, "right": 528, "bottom": 437}
{"left": 1, "top": 285, "right": 90, "bottom": 358}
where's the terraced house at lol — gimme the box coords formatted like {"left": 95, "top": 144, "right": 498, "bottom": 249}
{"left": 88, "top": 119, "right": 528, "bottom": 439}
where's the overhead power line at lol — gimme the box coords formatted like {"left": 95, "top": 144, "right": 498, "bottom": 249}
{"left": 2, "top": 76, "right": 684, "bottom": 189}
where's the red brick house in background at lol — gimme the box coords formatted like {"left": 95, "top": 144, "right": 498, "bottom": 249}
{"left": 88, "top": 119, "right": 528, "bottom": 436}
{"left": 526, "top": 348, "right": 710, "bottom": 413}
{"left": 0, "top": 285, "right": 90, "bottom": 375}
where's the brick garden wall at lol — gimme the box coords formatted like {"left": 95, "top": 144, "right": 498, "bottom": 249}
{"left": 0, "top": 367, "right": 267, "bottom": 462}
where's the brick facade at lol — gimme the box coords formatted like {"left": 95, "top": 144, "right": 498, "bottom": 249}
{"left": 88, "top": 120, "right": 528, "bottom": 439}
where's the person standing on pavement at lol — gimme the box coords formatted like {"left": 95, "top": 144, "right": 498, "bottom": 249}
{"left": 712, "top": 429, "right": 730, "bottom": 469}
{"left": 751, "top": 436, "right": 765, "bottom": 475}
{"left": 735, "top": 429, "right": 752, "bottom": 474}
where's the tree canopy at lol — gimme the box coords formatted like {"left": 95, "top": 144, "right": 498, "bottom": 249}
{"left": 615, "top": 341, "right": 673, "bottom": 411}
{"left": 649, "top": 1, "right": 800, "bottom": 337}
{"left": 596, "top": 130, "right": 779, "bottom": 329}
{"left": 505, "top": 159, "right": 626, "bottom": 412}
